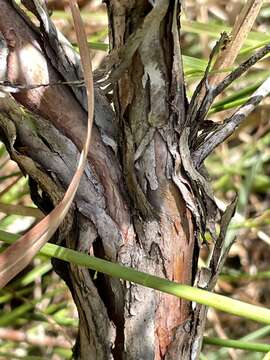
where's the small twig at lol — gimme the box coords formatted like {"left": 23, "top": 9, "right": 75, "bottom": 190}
{"left": 209, "top": 0, "right": 264, "bottom": 86}
{"left": 187, "top": 33, "right": 228, "bottom": 128}
{"left": 208, "top": 196, "right": 238, "bottom": 288}
{"left": 195, "top": 43, "right": 270, "bottom": 126}
{"left": 188, "top": 0, "right": 264, "bottom": 144}
{"left": 213, "top": 44, "right": 270, "bottom": 99}
{"left": 193, "top": 76, "right": 270, "bottom": 167}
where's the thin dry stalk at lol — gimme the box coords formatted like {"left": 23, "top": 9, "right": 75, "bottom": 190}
{"left": 209, "top": 0, "right": 264, "bottom": 86}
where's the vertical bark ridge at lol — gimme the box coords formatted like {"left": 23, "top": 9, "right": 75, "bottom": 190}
{"left": 0, "top": 1, "right": 201, "bottom": 358}
{"left": 106, "top": 1, "right": 198, "bottom": 358}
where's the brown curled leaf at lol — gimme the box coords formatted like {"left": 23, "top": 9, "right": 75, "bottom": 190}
{"left": 0, "top": 0, "right": 94, "bottom": 288}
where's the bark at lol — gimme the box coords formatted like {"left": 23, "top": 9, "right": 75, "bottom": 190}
{"left": 47, "top": 0, "right": 89, "bottom": 10}
{"left": 105, "top": 2, "right": 199, "bottom": 358}
{"left": 0, "top": 1, "right": 213, "bottom": 359}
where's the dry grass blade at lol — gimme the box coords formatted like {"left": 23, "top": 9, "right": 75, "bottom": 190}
{"left": 0, "top": 0, "right": 94, "bottom": 288}
{"left": 209, "top": 0, "right": 264, "bottom": 86}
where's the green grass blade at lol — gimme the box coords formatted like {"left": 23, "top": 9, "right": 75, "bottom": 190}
{"left": 203, "top": 336, "right": 270, "bottom": 353}
{"left": 1, "top": 231, "right": 270, "bottom": 325}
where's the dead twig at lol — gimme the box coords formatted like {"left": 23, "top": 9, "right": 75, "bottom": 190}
{"left": 193, "top": 75, "right": 270, "bottom": 167}
{"left": 190, "top": 43, "right": 270, "bottom": 137}
{"left": 209, "top": 0, "right": 264, "bottom": 86}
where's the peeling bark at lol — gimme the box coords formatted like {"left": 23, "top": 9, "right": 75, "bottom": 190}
{"left": 0, "top": 1, "right": 220, "bottom": 359}
{"left": 105, "top": 2, "right": 199, "bottom": 358}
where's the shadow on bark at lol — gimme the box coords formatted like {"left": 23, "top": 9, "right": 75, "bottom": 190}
{"left": 0, "top": 1, "right": 241, "bottom": 359}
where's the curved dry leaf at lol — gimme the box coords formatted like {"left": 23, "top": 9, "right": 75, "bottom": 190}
{"left": 0, "top": 0, "right": 94, "bottom": 288}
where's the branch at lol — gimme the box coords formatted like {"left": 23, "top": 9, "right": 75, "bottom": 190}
{"left": 187, "top": 33, "right": 228, "bottom": 136}
{"left": 209, "top": 0, "right": 264, "bottom": 86}
{"left": 193, "top": 75, "right": 270, "bottom": 167}
{"left": 195, "top": 43, "right": 270, "bottom": 126}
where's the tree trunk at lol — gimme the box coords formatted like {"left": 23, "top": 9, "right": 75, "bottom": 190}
{"left": 104, "top": 2, "right": 199, "bottom": 358}
{"left": 0, "top": 1, "right": 208, "bottom": 359}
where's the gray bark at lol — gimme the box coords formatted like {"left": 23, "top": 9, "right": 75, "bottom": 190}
{"left": 0, "top": 1, "right": 237, "bottom": 359}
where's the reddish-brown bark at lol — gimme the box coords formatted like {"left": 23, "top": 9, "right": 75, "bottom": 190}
{"left": 0, "top": 1, "right": 201, "bottom": 359}
{"left": 47, "top": 0, "right": 89, "bottom": 10}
